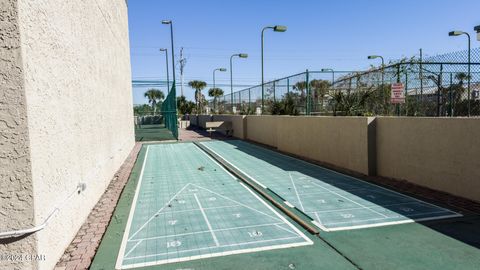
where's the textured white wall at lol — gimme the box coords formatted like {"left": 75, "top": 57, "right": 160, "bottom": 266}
{"left": 0, "top": 0, "right": 37, "bottom": 269}
{"left": 16, "top": 0, "right": 134, "bottom": 269}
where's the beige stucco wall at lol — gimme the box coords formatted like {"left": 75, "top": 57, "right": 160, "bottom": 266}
{"left": 197, "top": 115, "right": 213, "bottom": 129}
{"left": 0, "top": 0, "right": 37, "bottom": 269}
{"left": 276, "top": 116, "right": 371, "bottom": 175}
{"left": 245, "top": 115, "right": 279, "bottom": 148}
{"left": 0, "top": 1, "right": 134, "bottom": 269}
{"left": 376, "top": 117, "right": 480, "bottom": 202}
{"left": 212, "top": 115, "right": 247, "bottom": 139}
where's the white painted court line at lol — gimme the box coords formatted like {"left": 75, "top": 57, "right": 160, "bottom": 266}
{"left": 115, "top": 146, "right": 150, "bottom": 270}
{"left": 244, "top": 140, "right": 461, "bottom": 216}
{"left": 118, "top": 143, "right": 313, "bottom": 269}
{"left": 206, "top": 141, "right": 462, "bottom": 232}
{"left": 289, "top": 172, "right": 305, "bottom": 212}
{"left": 194, "top": 193, "right": 220, "bottom": 247}
{"left": 127, "top": 183, "right": 191, "bottom": 241}
{"left": 310, "top": 201, "right": 448, "bottom": 214}
{"left": 191, "top": 184, "right": 282, "bottom": 222}
{"left": 128, "top": 222, "right": 288, "bottom": 243}
{"left": 302, "top": 175, "right": 389, "bottom": 218}
{"left": 124, "top": 240, "right": 143, "bottom": 258}
{"left": 121, "top": 237, "right": 311, "bottom": 269}
{"left": 273, "top": 224, "right": 297, "bottom": 236}
{"left": 326, "top": 213, "right": 462, "bottom": 232}
{"left": 238, "top": 182, "right": 313, "bottom": 245}
{"left": 147, "top": 204, "right": 239, "bottom": 215}
{"left": 199, "top": 142, "right": 268, "bottom": 189}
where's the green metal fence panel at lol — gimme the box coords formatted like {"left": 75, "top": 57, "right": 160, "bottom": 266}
{"left": 161, "top": 82, "right": 178, "bottom": 139}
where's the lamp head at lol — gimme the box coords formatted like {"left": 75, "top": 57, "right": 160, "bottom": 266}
{"left": 273, "top": 25, "right": 287, "bottom": 32}
{"left": 321, "top": 68, "right": 332, "bottom": 72}
{"left": 238, "top": 53, "right": 248, "bottom": 58}
{"left": 159, "top": 48, "right": 167, "bottom": 52}
{"left": 448, "top": 31, "right": 464, "bottom": 36}
{"left": 162, "top": 20, "right": 172, "bottom": 24}
{"left": 219, "top": 68, "right": 227, "bottom": 72}
{"left": 368, "top": 55, "right": 379, "bottom": 59}
{"left": 475, "top": 25, "right": 480, "bottom": 41}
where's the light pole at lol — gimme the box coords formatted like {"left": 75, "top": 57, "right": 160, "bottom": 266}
{"left": 213, "top": 68, "right": 227, "bottom": 89}
{"left": 321, "top": 68, "right": 335, "bottom": 85}
{"left": 368, "top": 55, "right": 385, "bottom": 113}
{"left": 159, "top": 48, "right": 169, "bottom": 93}
{"left": 261, "top": 25, "right": 287, "bottom": 113}
{"left": 230, "top": 54, "right": 248, "bottom": 113}
{"left": 162, "top": 20, "right": 175, "bottom": 88}
{"left": 449, "top": 30, "right": 471, "bottom": 116}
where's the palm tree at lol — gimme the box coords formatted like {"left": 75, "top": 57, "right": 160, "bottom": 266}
{"left": 188, "top": 80, "right": 207, "bottom": 113}
{"left": 144, "top": 89, "right": 165, "bottom": 115}
{"left": 309, "top": 79, "right": 331, "bottom": 111}
{"left": 208, "top": 88, "right": 224, "bottom": 113}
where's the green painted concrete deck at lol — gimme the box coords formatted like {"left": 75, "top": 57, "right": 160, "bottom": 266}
{"left": 91, "top": 141, "right": 480, "bottom": 270}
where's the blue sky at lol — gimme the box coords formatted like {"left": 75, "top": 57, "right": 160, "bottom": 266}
{"left": 128, "top": 0, "right": 480, "bottom": 103}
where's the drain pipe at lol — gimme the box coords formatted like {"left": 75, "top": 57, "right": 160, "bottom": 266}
{"left": 0, "top": 183, "right": 86, "bottom": 239}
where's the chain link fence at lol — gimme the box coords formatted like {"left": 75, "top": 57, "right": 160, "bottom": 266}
{"left": 209, "top": 47, "right": 480, "bottom": 117}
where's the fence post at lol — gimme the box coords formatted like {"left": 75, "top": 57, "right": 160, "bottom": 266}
{"left": 248, "top": 88, "right": 251, "bottom": 114}
{"left": 396, "top": 64, "right": 401, "bottom": 116}
{"left": 306, "top": 70, "right": 310, "bottom": 115}
{"left": 437, "top": 63, "right": 443, "bottom": 117}
{"left": 287, "top": 78, "right": 290, "bottom": 93}
{"left": 273, "top": 81, "right": 276, "bottom": 102}
{"left": 449, "top": 73, "right": 453, "bottom": 117}
{"left": 405, "top": 72, "right": 408, "bottom": 116}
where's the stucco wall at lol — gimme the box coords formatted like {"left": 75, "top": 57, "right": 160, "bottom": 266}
{"left": 212, "top": 115, "right": 247, "bottom": 139}
{"left": 245, "top": 115, "right": 279, "bottom": 148}
{"left": 4, "top": 0, "right": 134, "bottom": 269}
{"left": 197, "top": 115, "right": 213, "bottom": 129}
{"left": 276, "top": 116, "right": 371, "bottom": 175}
{"left": 0, "top": 0, "right": 37, "bottom": 269}
{"left": 376, "top": 117, "right": 480, "bottom": 202}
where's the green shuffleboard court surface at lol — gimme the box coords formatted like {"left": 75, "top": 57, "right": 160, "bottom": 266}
{"left": 199, "top": 140, "right": 461, "bottom": 232}
{"left": 116, "top": 143, "right": 313, "bottom": 269}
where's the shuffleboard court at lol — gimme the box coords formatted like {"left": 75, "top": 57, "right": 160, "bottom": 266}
{"left": 199, "top": 140, "right": 461, "bottom": 232}
{"left": 116, "top": 143, "right": 313, "bottom": 269}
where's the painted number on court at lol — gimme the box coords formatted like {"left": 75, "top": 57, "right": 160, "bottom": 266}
{"left": 168, "top": 220, "right": 178, "bottom": 225}
{"left": 341, "top": 213, "right": 354, "bottom": 218}
{"left": 400, "top": 207, "right": 414, "bottom": 212}
{"left": 178, "top": 200, "right": 186, "bottom": 204}
{"left": 167, "top": 240, "right": 182, "bottom": 248}
{"left": 233, "top": 213, "right": 241, "bottom": 218}
{"left": 208, "top": 197, "right": 217, "bottom": 201}
{"left": 317, "top": 199, "right": 326, "bottom": 204}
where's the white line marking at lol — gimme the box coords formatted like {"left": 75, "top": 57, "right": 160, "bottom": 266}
{"left": 325, "top": 213, "right": 462, "bottom": 231}
{"left": 128, "top": 183, "right": 191, "bottom": 241}
{"left": 273, "top": 224, "right": 297, "bottom": 236}
{"left": 325, "top": 210, "right": 454, "bottom": 226}
{"left": 199, "top": 142, "right": 268, "bottom": 188}
{"left": 195, "top": 144, "right": 238, "bottom": 180}
{"left": 242, "top": 140, "right": 460, "bottom": 216}
{"left": 115, "top": 146, "right": 150, "bottom": 270}
{"left": 146, "top": 204, "right": 239, "bottom": 215}
{"left": 194, "top": 193, "right": 219, "bottom": 247}
{"left": 190, "top": 184, "right": 281, "bottom": 222}
{"left": 237, "top": 182, "right": 313, "bottom": 245}
{"left": 124, "top": 239, "right": 143, "bottom": 258}
{"left": 124, "top": 236, "right": 302, "bottom": 261}
{"left": 301, "top": 175, "right": 389, "bottom": 218}
{"left": 128, "top": 222, "right": 287, "bottom": 243}
{"left": 289, "top": 173, "right": 305, "bottom": 212}
{"left": 309, "top": 201, "right": 444, "bottom": 214}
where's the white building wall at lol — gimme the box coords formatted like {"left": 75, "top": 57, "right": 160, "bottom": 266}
{"left": 13, "top": 0, "right": 134, "bottom": 269}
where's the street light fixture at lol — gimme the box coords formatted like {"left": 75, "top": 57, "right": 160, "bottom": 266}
{"left": 449, "top": 30, "right": 471, "bottom": 116}
{"left": 261, "top": 25, "right": 287, "bottom": 113}
{"left": 475, "top": 25, "right": 480, "bottom": 41}
{"left": 230, "top": 54, "right": 248, "bottom": 112}
{"left": 321, "top": 68, "right": 335, "bottom": 85}
{"left": 213, "top": 68, "right": 227, "bottom": 89}
{"left": 159, "top": 48, "right": 170, "bottom": 92}
{"left": 162, "top": 20, "right": 175, "bottom": 88}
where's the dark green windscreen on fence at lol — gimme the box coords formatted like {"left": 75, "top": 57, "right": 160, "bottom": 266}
{"left": 161, "top": 83, "right": 178, "bottom": 139}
